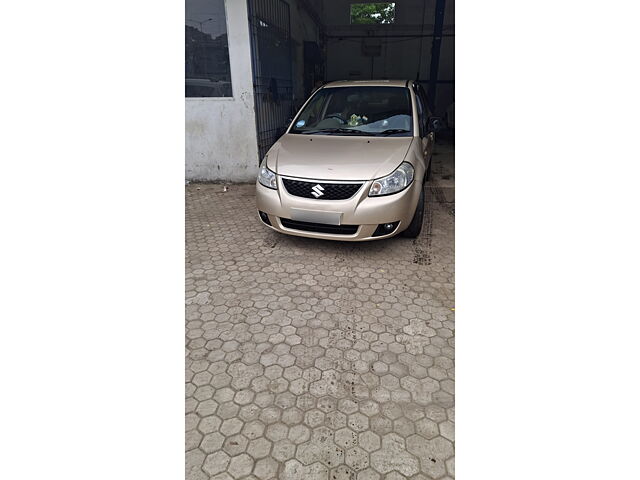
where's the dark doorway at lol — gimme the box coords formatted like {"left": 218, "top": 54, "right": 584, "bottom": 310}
{"left": 247, "top": 0, "right": 294, "bottom": 161}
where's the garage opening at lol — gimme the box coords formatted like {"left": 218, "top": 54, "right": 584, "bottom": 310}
{"left": 247, "top": 0, "right": 454, "bottom": 162}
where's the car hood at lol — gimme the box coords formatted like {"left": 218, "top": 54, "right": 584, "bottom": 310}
{"left": 266, "top": 134, "right": 414, "bottom": 181}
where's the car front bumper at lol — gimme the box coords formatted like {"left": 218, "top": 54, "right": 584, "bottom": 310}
{"left": 255, "top": 176, "right": 421, "bottom": 241}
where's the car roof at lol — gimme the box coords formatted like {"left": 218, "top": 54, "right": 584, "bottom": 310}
{"left": 321, "top": 79, "right": 410, "bottom": 89}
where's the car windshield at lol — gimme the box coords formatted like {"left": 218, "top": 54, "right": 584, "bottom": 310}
{"left": 289, "top": 86, "right": 413, "bottom": 137}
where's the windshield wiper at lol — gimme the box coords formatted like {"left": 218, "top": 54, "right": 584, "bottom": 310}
{"left": 379, "top": 129, "right": 411, "bottom": 136}
{"left": 302, "top": 128, "right": 376, "bottom": 136}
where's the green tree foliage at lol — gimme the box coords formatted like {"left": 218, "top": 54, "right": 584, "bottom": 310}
{"left": 350, "top": 2, "right": 396, "bottom": 24}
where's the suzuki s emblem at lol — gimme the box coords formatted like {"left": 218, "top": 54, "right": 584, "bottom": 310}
{"left": 311, "top": 184, "right": 325, "bottom": 198}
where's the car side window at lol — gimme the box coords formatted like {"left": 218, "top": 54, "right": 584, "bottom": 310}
{"left": 417, "top": 84, "right": 432, "bottom": 120}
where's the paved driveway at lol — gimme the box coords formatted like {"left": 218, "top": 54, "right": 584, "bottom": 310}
{"left": 186, "top": 144, "right": 455, "bottom": 479}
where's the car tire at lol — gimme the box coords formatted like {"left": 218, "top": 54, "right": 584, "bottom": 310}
{"left": 401, "top": 183, "right": 425, "bottom": 238}
{"left": 426, "top": 157, "right": 433, "bottom": 181}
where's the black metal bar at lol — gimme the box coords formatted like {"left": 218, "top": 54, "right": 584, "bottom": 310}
{"left": 427, "top": 0, "right": 447, "bottom": 111}
{"left": 325, "top": 34, "right": 455, "bottom": 39}
{"left": 419, "top": 80, "right": 455, "bottom": 84}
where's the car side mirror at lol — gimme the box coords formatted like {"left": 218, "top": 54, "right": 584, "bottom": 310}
{"left": 428, "top": 116, "right": 443, "bottom": 133}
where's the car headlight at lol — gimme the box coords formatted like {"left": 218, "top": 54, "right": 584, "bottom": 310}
{"left": 257, "top": 160, "right": 277, "bottom": 189}
{"left": 369, "top": 162, "right": 414, "bottom": 196}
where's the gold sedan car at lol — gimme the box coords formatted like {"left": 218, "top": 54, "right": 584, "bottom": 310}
{"left": 256, "top": 80, "right": 441, "bottom": 241}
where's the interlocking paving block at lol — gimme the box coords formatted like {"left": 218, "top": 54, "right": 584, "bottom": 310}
{"left": 201, "top": 432, "right": 224, "bottom": 454}
{"left": 202, "top": 451, "right": 230, "bottom": 476}
{"left": 186, "top": 449, "right": 206, "bottom": 479}
{"left": 282, "top": 459, "right": 329, "bottom": 480}
{"left": 222, "top": 433, "right": 248, "bottom": 456}
{"left": 330, "top": 465, "right": 356, "bottom": 480}
{"left": 254, "top": 457, "right": 279, "bottom": 479}
{"left": 345, "top": 446, "right": 369, "bottom": 471}
{"left": 334, "top": 428, "right": 358, "bottom": 449}
{"left": 288, "top": 424, "right": 311, "bottom": 445}
{"left": 370, "top": 434, "right": 419, "bottom": 476}
{"left": 185, "top": 172, "right": 455, "bottom": 479}
{"left": 356, "top": 468, "right": 380, "bottom": 480}
{"left": 247, "top": 437, "right": 272, "bottom": 460}
{"left": 227, "top": 453, "right": 254, "bottom": 478}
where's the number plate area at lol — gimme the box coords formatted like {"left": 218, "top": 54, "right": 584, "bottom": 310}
{"left": 289, "top": 208, "right": 342, "bottom": 226}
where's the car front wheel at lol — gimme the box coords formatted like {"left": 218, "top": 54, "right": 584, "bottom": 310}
{"left": 401, "top": 183, "right": 425, "bottom": 238}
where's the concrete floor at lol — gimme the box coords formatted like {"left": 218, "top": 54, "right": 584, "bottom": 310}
{"left": 186, "top": 142, "right": 455, "bottom": 479}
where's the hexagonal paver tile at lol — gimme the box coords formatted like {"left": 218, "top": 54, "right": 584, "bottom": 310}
{"left": 405, "top": 434, "right": 453, "bottom": 479}
{"left": 317, "top": 396, "right": 337, "bottom": 413}
{"left": 370, "top": 434, "right": 419, "bottom": 477}
{"left": 358, "top": 431, "right": 381, "bottom": 453}
{"left": 203, "top": 451, "right": 230, "bottom": 476}
{"left": 345, "top": 446, "right": 369, "bottom": 471}
{"left": 369, "top": 416, "right": 392, "bottom": 436}
{"left": 393, "top": 417, "right": 415, "bottom": 437}
{"left": 185, "top": 448, "right": 205, "bottom": 479}
{"left": 282, "top": 460, "right": 329, "bottom": 480}
{"left": 383, "top": 472, "right": 407, "bottom": 480}
{"left": 211, "top": 373, "right": 232, "bottom": 388}
{"left": 247, "top": 437, "right": 272, "bottom": 459}
{"left": 320, "top": 444, "right": 344, "bottom": 468}
{"left": 381, "top": 403, "right": 402, "bottom": 421}
{"left": 312, "top": 426, "right": 335, "bottom": 445}
{"left": 234, "top": 389, "right": 255, "bottom": 406}
{"left": 192, "top": 371, "right": 212, "bottom": 386}
{"left": 296, "top": 442, "right": 321, "bottom": 465}
{"left": 288, "top": 424, "right": 311, "bottom": 445}
{"left": 213, "top": 387, "right": 235, "bottom": 403}
{"left": 338, "top": 398, "right": 359, "bottom": 415}
{"left": 265, "top": 422, "right": 289, "bottom": 442}
{"left": 446, "top": 456, "right": 455, "bottom": 477}
{"left": 439, "top": 420, "right": 455, "bottom": 442}
{"left": 198, "top": 415, "right": 222, "bottom": 435}
{"left": 259, "top": 406, "right": 281, "bottom": 425}
{"left": 325, "top": 410, "right": 347, "bottom": 429}
{"left": 239, "top": 404, "right": 261, "bottom": 422}
{"left": 282, "top": 407, "right": 304, "bottom": 425}
{"left": 220, "top": 417, "right": 243, "bottom": 436}
{"left": 254, "top": 457, "right": 278, "bottom": 478}
{"left": 356, "top": 468, "right": 380, "bottom": 480}
{"left": 330, "top": 465, "right": 355, "bottom": 480}
{"left": 272, "top": 439, "right": 296, "bottom": 462}
{"left": 217, "top": 402, "right": 240, "bottom": 420}
{"left": 228, "top": 453, "right": 254, "bottom": 478}
{"left": 242, "top": 420, "right": 265, "bottom": 440}
{"left": 348, "top": 413, "right": 369, "bottom": 432}
{"left": 358, "top": 400, "right": 379, "bottom": 417}
{"left": 201, "top": 432, "right": 225, "bottom": 454}
{"left": 222, "top": 433, "right": 248, "bottom": 456}
{"left": 305, "top": 409, "right": 325, "bottom": 428}
{"left": 334, "top": 428, "right": 358, "bottom": 449}
{"left": 415, "top": 418, "right": 439, "bottom": 439}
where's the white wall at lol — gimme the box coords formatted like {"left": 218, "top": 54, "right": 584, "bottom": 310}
{"left": 186, "top": 0, "right": 260, "bottom": 182}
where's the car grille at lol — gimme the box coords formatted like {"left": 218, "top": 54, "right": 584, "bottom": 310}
{"left": 280, "top": 219, "right": 358, "bottom": 235}
{"left": 282, "top": 178, "right": 363, "bottom": 200}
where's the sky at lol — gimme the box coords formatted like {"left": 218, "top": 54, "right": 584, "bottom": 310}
{"left": 186, "top": 0, "right": 228, "bottom": 38}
